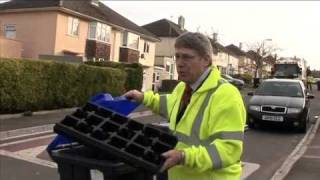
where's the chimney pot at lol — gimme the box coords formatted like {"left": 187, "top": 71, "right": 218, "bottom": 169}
{"left": 178, "top": 16, "right": 185, "bottom": 30}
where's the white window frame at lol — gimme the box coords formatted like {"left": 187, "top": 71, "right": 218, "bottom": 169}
{"left": 4, "top": 24, "right": 16, "bottom": 39}
{"left": 88, "top": 22, "right": 111, "bottom": 43}
{"left": 143, "top": 41, "right": 150, "bottom": 53}
{"left": 122, "top": 31, "right": 139, "bottom": 50}
{"left": 68, "top": 17, "right": 79, "bottom": 36}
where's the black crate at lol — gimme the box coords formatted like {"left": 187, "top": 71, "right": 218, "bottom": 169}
{"left": 51, "top": 145, "right": 153, "bottom": 180}
{"left": 54, "top": 102, "right": 177, "bottom": 173}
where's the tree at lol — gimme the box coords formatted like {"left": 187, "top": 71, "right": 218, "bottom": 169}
{"left": 247, "top": 39, "right": 280, "bottom": 78}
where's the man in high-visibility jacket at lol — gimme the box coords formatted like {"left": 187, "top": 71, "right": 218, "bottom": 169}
{"left": 125, "top": 32, "right": 246, "bottom": 180}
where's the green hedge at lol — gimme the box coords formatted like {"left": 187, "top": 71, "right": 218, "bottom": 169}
{"left": 0, "top": 58, "right": 126, "bottom": 114}
{"left": 85, "top": 61, "right": 143, "bottom": 91}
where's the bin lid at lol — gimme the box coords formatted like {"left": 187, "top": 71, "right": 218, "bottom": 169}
{"left": 90, "top": 93, "right": 139, "bottom": 116}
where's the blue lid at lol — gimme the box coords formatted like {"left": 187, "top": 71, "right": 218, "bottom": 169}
{"left": 90, "top": 93, "right": 139, "bottom": 116}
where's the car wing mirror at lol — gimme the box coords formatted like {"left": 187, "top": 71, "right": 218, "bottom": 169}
{"left": 247, "top": 92, "right": 254, "bottom": 96}
{"left": 307, "top": 93, "right": 314, "bottom": 99}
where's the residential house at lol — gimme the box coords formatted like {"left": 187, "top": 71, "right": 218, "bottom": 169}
{"left": 210, "top": 36, "right": 239, "bottom": 75}
{"left": 0, "top": 33, "right": 22, "bottom": 58}
{"left": 0, "top": 0, "right": 159, "bottom": 91}
{"left": 142, "top": 17, "right": 186, "bottom": 91}
{"left": 226, "top": 43, "right": 255, "bottom": 77}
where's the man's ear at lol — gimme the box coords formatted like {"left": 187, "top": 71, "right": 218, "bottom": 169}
{"left": 203, "top": 54, "right": 211, "bottom": 66}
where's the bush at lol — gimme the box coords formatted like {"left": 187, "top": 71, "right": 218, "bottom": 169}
{"left": 85, "top": 61, "right": 143, "bottom": 91}
{"left": 0, "top": 58, "right": 126, "bottom": 114}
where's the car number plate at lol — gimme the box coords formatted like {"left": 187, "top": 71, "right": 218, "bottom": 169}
{"left": 262, "top": 115, "right": 283, "bottom": 122}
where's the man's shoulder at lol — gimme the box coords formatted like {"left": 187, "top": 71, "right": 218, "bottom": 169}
{"left": 215, "top": 81, "right": 241, "bottom": 97}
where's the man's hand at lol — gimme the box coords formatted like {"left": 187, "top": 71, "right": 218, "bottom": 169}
{"left": 160, "top": 150, "right": 185, "bottom": 172}
{"left": 123, "top": 89, "right": 144, "bottom": 103}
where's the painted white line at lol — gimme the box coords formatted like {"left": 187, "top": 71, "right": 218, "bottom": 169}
{"left": 0, "top": 124, "right": 54, "bottom": 141}
{"left": 128, "top": 110, "right": 153, "bottom": 118}
{"left": 270, "top": 118, "right": 320, "bottom": 180}
{"left": 241, "top": 162, "right": 260, "bottom": 180}
{"left": 16, "top": 145, "right": 48, "bottom": 158}
{"left": 308, "top": 145, "right": 320, "bottom": 149}
{"left": 0, "top": 149, "right": 57, "bottom": 168}
{"left": 0, "top": 107, "right": 76, "bottom": 120}
{"left": 302, "top": 155, "right": 320, "bottom": 159}
{"left": 0, "top": 134, "right": 56, "bottom": 148}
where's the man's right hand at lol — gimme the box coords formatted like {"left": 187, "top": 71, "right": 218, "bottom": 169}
{"left": 123, "top": 90, "right": 144, "bottom": 103}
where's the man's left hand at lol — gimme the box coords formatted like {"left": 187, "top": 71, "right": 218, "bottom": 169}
{"left": 160, "top": 150, "right": 184, "bottom": 172}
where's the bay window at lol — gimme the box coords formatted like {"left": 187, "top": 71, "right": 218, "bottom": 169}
{"left": 89, "top": 22, "right": 111, "bottom": 43}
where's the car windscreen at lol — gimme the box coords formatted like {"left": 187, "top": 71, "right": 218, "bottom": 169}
{"left": 255, "top": 81, "right": 303, "bottom": 97}
{"left": 274, "top": 64, "right": 300, "bottom": 78}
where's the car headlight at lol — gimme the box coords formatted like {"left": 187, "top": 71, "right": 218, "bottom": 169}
{"left": 287, "top": 108, "right": 302, "bottom": 114}
{"left": 249, "top": 105, "right": 260, "bottom": 111}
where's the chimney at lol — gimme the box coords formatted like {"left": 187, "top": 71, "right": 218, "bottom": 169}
{"left": 212, "top": 33, "right": 218, "bottom": 42}
{"left": 239, "top": 42, "right": 243, "bottom": 50}
{"left": 178, "top": 16, "right": 185, "bottom": 30}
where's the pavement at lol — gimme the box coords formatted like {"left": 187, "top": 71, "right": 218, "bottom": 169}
{"left": 0, "top": 86, "right": 320, "bottom": 180}
{"left": 282, "top": 87, "right": 320, "bottom": 180}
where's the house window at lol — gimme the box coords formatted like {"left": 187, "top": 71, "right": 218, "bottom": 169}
{"left": 4, "top": 25, "right": 16, "bottom": 39}
{"left": 153, "top": 72, "right": 160, "bottom": 82}
{"left": 122, "top": 31, "right": 139, "bottom": 49}
{"left": 143, "top": 41, "right": 150, "bottom": 53}
{"left": 166, "top": 62, "right": 170, "bottom": 72}
{"left": 68, "top": 17, "right": 79, "bottom": 36}
{"left": 89, "top": 22, "right": 111, "bottom": 43}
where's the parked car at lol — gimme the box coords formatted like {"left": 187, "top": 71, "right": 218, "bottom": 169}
{"left": 221, "top": 74, "right": 245, "bottom": 89}
{"left": 247, "top": 79, "right": 314, "bottom": 133}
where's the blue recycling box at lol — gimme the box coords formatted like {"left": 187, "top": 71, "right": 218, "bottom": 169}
{"left": 47, "top": 93, "right": 139, "bottom": 153}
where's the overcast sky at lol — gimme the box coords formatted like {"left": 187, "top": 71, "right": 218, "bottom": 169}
{"left": 105, "top": 1, "right": 320, "bottom": 70}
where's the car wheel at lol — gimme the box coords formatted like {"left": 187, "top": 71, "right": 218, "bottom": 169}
{"left": 248, "top": 121, "right": 255, "bottom": 129}
{"left": 297, "top": 117, "right": 308, "bottom": 133}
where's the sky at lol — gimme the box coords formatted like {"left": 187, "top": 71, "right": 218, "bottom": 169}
{"left": 105, "top": 1, "right": 320, "bottom": 70}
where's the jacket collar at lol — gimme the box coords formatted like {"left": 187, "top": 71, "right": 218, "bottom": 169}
{"left": 194, "top": 66, "right": 221, "bottom": 93}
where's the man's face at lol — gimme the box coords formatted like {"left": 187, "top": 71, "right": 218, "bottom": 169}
{"left": 175, "top": 47, "right": 210, "bottom": 84}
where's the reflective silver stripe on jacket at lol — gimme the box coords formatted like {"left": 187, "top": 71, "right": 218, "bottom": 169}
{"left": 159, "top": 95, "right": 168, "bottom": 119}
{"left": 174, "top": 79, "right": 243, "bottom": 169}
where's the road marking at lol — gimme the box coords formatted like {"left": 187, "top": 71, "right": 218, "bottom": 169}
{"left": 308, "top": 145, "right": 320, "bottom": 149}
{"left": 0, "top": 124, "right": 54, "bottom": 141}
{"left": 0, "top": 148, "right": 57, "bottom": 168}
{"left": 0, "top": 134, "right": 55, "bottom": 148}
{"left": 302, "top": 155, "right": 320, "bottom": 159}
{"left": 241, "top": 162, "right": 260, "bottom": 179}
{"left": 270, "top": 117, "right": 320, "bottom": 180}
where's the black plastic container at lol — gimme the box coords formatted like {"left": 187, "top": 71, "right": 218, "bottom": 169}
{"left": 54, "top": 102, "right": 177, "bottom": 173}
{"left": 51, "top": 145, "right": 153, "bottom": 180}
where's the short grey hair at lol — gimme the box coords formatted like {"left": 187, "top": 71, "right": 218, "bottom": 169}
{"left": 175, "top": 32, "right": 213, "bottom": 60}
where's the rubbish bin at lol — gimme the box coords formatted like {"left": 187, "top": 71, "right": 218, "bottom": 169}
{"left": 253, "top": 78, "right": 260, "bottom": 88}
{"left": 49, "top": 93, "right": 173, "bottom": 180}
{"left": 50, "top": 145, "right": 153, "bottom": 180}
{"left": 317, "top": 80, "right": 320, "bottom": 91}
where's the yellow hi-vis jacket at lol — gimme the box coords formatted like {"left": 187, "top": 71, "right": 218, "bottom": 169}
{"left": 143, "top": 66, "right": 246, "bottom": 180}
